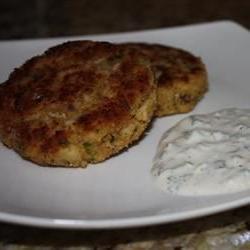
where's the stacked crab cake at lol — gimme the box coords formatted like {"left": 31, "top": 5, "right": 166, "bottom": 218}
{"left": 0, "top": 40, "right": 208, "bottom": 168}
{"left": 121, "top": 43, "right": 208, "bottom": 117}
{"left": 0, "top": 41, "right": 156, "bottom": 167}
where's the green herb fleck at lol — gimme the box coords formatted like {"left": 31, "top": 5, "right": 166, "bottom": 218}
{"left": 83, "top": 142, "right": 92, "bottom": 154}
{"left": 83, "top": 142, "right": 96, "bottom": 161}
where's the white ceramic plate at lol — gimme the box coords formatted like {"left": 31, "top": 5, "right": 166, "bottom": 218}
{"left": 0, "top": 21, "right": 250, "bottom": 229}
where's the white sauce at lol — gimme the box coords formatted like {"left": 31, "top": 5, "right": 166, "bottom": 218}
{"left": 152, "top": 108, "right": 250, "bottom": 196}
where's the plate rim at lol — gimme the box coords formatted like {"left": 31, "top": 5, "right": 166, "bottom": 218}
{"left": 0, "top": 195, "right": 249, "bottom": 229}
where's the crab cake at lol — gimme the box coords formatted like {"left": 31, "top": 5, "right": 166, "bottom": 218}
{"left": 121, "top": 43, "right": 208, "bottom": 117}
{"left": 0, "top": 41, "right": 156, "bottom": 168}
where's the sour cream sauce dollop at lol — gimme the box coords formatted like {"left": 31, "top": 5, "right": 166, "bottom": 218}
{"left": 152, "top": 108, "right": 250, "bottom": 195}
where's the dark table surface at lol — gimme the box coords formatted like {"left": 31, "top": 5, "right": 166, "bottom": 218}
{"left": 1, "top": 0, "right": 250, "bottom": 40}
{"left": 0, "top": 0, "right": 250, "bottom": 249}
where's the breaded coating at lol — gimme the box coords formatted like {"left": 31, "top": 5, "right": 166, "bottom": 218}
{"left": 0, "top": 41, "right": 156, "bottom": 167}
{"left": 121, "top": 43, "right": 208, "bottom": 116}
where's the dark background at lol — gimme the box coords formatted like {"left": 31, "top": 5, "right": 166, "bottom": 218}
{"left": 0, "top": 0, "right": 249, "bottom": 40}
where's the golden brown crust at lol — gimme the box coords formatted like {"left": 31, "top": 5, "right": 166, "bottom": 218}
{"left": 120, "top": 43, "right": 208, "bottom": 116}
{"left": 0, "top": 41, "right": 156, "bottom": 167}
